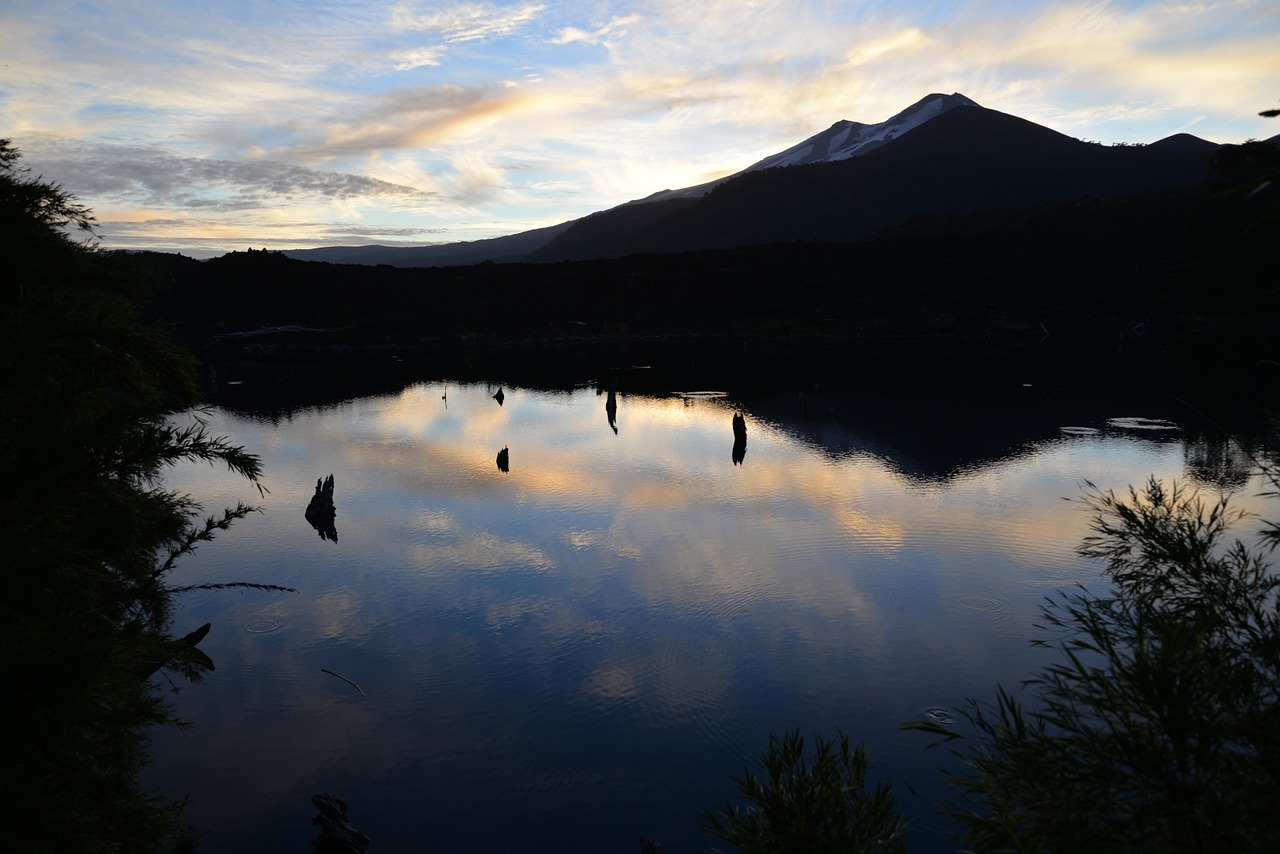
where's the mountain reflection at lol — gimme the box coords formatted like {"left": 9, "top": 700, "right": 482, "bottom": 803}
{"left": 206, "top": 364, "right": 1255, "bottom": 487}
{"left": 747, "top": 385, "right": 1201, "bottom": 483}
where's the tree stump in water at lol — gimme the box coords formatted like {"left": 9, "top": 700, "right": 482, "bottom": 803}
{"left": 305, "top": 474, "right": 338, "bottom": 541}
{"left": 732, "top": 412, "right": 748, "bottom": 466}
{"left": 311, "top": 793, "right": 370, "bottom": 852}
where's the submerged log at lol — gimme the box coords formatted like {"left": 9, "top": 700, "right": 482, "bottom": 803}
{"left": 311, "top": 793, "right": 371, "bottom": 853}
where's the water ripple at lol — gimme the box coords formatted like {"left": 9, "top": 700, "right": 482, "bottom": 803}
{"left": 1106, "top": 416, "right": 1179, "bottom": 432}
{"left": 953, "top": 592, "right": 1012, "bottom": 622}
{"left": 924, "top": 708, "right": 956, "bottom": 725}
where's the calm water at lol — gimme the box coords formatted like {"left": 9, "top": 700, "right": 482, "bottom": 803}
{"left": 143, "top": 372, "right": 1269, "bottom": 852}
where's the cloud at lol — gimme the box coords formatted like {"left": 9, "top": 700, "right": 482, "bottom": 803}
{"left": 550, "top": 14, "right": 642, "bottom": 46}
{"left": 23, "top": 139, "right": 434, "bottom": 213}
{"left": 92, "top": 216, "right": 454, "bottom": 254}
{"left": 391, "top": 1, "right": 547, "bottom": 43}
{"left": 845, "top": 27, "right": 932, "bottom": 67}
{"left": 440, "top": 152, "right": 508, "bottom": 205}
{"left": 338, "top": 85, "right": 519, "bottom": 150}
{"left": 392, "top": 46, "right": 447, "bottom": 71}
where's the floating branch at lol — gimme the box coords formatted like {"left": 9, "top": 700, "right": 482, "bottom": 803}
{"left": 321, "top": 668, "right": 367, "bottom": 697}
{"left": 168, "top": 581, "right": 297, "bottom": 594}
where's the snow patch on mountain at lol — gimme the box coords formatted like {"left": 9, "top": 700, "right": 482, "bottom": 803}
{"left": 746, "top": 92, "right": 980, "bottom": 170}
{"left": 631, "top": 92, "right": 980, "bottom": 206}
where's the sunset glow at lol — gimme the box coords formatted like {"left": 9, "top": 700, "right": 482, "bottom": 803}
{"left": 3, "top": 0, "right": 1276, "bottom": 255}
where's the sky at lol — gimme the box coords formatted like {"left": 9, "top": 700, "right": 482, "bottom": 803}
{"left": 2, "top": 0, "right": 1277, "bottom": 257}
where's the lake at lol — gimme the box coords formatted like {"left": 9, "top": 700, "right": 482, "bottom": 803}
{"left": 143, "top": 350, "right": 1273, "bottom": 852}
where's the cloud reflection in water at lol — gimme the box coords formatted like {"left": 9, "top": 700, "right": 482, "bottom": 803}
{"left": 146, "top": 380, "right": 1268, "bottom": 853}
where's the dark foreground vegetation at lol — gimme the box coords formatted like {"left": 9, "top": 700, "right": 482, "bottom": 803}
{"left": 2, "top": 119, "right": 1277, "bottom": 852}
{"left": 2, "top": 140, "right": 277, "bottom": 851}
{"left": 702, "top": 471, "right": 1280, "bottom": 854}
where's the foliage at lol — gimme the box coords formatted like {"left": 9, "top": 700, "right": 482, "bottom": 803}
{"left": 1208, "top": 139, "right": 1280, "bottom": 193}
{"left": 908, "top": 468, "right": 1280, "bottom": 853}
{"left": 1204, "top": 107, "right": 1280, "bottom": 264}
{"left": 0, "top": 139, "right": 269, "bottom": 851}
{"left": 702, "top": 729, "right": 906, "bottom": 853}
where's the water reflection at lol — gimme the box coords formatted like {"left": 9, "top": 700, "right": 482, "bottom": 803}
{"left": 605, "top": 387, "right": 618, "bottom": 434}
{"left": 1184, "top": 433, "right": 1256, "bottom": 489}
{"left": 732, "top": 412, "right": 747, "bottom": 465}
{"left": 147, "top": 380, "right": 1274, "bottom": 854}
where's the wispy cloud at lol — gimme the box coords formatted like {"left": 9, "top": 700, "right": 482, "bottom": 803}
{"left": 551, "top": 14, "right": 642, "bottom": 46}
{"left": 25, "top": 139, "right": 432, "bottom": 212}
{"left": 391, "top": 1, "right": 547, "bottom": 42}
{"left": 439, "top": 151, "right": 508, "bottom": 205}
{"left": 391, "top": 46, "right": 447, "bottom": 71}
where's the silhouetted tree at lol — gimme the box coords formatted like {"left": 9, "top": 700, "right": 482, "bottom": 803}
{"left": 910, "top": 471, "right": 1280, "bottom": 852}
{"left": 1, "top": 140, "right": 270, "bottom": 851}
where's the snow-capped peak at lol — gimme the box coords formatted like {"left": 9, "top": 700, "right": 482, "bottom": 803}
{"left": 628, "top": 93, "right": 980, "bottom": 206}
{"left": 745, "top": 92, "right": 981, "bottom": 171}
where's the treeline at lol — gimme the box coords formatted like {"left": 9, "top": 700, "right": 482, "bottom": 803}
{"left": 138, "top": 141, "right": 1277, "bottom": 360}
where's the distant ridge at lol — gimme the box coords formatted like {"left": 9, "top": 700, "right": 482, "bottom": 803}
{"left": 284, "top": 221, "right": 571, "bottom": 267}
{"left": 1149, "top": 133, "right": 1222, "bottom": 153}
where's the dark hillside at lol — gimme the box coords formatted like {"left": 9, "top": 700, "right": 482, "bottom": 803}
{"left": 141, "top": 163, "right": 1276, "bottom": 366}
{"left": 875, "top": 105, "right": 1215, "bottom": 193}
{"left": 284, "top": 220, "right": 574, "bottom": 267}
{"left": 529, "top": 196, "right": 697, "bottom": 264}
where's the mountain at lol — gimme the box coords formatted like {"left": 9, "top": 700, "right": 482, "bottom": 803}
{"left": 629, "top": 92, "right": 981, "bottom": 206}
{"left": 287, "top": 93, "right": 983, "bottom": 266}
{"left": 285, "top": 93, "right": 1221, "bottom": 267}
{"left": 528, "top": 100, "right": 1218, "bottom": 261}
